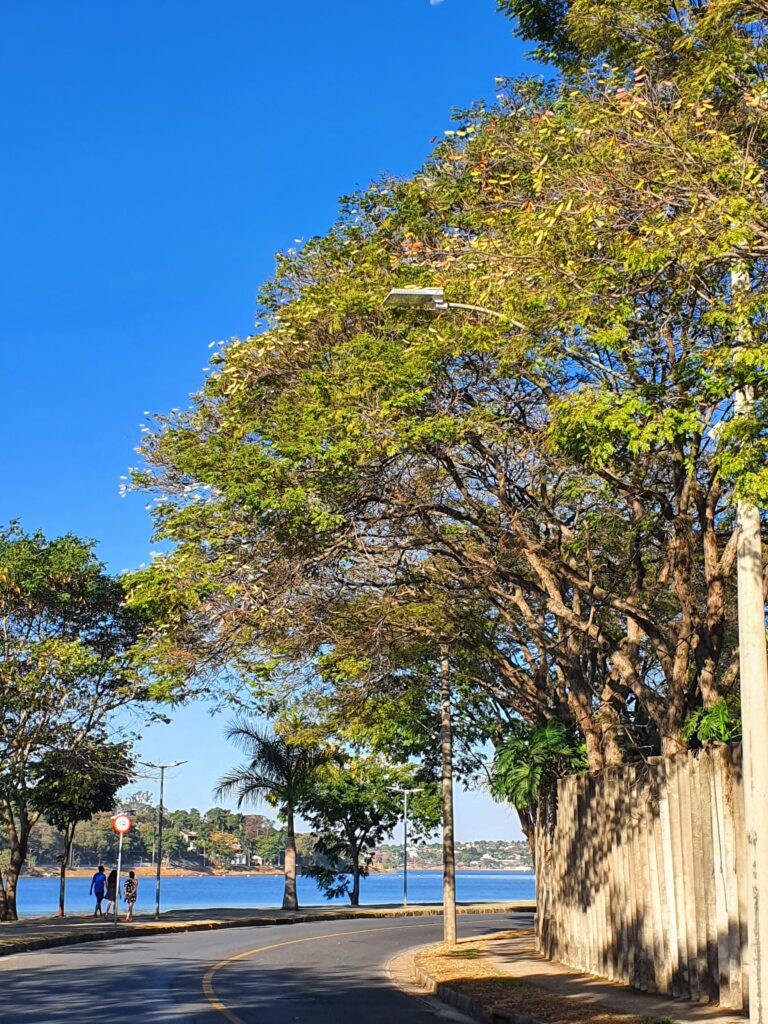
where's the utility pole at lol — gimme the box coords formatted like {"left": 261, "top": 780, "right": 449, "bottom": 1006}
{"left": 143, "top": 760, "right": 186, "bottom": 921}
{"left": 731, "top": 262, "right": 768, "bottom": 1023}
{"left": 389, "top": 786, "right": 423, "bottom": 906}
{"left": 441, "top": 644, "right": 457, "bottom": 946}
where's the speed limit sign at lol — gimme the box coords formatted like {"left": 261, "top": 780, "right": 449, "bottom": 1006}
{"left": 112, "top": 813, "right": 132, "bottom": 835}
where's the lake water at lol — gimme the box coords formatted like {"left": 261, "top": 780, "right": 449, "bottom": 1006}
{"left": 16, "top": 870, "right": 535, "bottom": 918}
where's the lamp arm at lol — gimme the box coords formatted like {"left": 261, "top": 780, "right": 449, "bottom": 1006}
{"left": 445, "top": 302, "right": 525, "bottom": 330}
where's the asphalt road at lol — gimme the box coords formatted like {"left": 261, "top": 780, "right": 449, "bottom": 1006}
{"left": 0, "top": 912, "right": 522, "bottom": 1024}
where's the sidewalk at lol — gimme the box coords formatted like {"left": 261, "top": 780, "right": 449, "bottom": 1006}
{"left": 0, "top": 900, "right": 535, "bottom": 958}
{"left": 404, "top": 928, "right": 748, "bottom": 1024}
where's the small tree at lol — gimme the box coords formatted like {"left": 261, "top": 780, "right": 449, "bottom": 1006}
{"left": 215, "top": 719, "right": 330, "bottom": 909}
{"left": 32, "top": 741, "right": 134, "bottom": 916}
{"left": 254, "top": 826, "right": 285, "bottom": 866}
{"left": 299, "top": 756, "right": 440, "bottom": 906}
{"left": 0, "top": 524, "right": 151, "bottom": 921}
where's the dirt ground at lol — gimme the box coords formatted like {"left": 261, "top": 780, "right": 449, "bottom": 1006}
{"left": 415, "top": 933, "right": 676, "bottom": 1024}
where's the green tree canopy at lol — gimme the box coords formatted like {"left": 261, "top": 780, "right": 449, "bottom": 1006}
{"left": 32, "top": 741, "right": 134, "bottom": 915}
{"left": 490, "top": 720, "right": 587, "bottom": 844}
{"left": 298, "top": 755, "right": 440, "bottom": 906}
{"left": 0, "top": 523, "right": 153, "bottom": 920}
{"left": 129, "top": 0, "right": 767, "bottom": 802}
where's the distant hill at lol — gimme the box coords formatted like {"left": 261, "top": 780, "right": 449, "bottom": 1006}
{"left": 375, "top": 839, "right": 532, "bottom": 871}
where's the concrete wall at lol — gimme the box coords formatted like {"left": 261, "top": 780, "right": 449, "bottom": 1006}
{"left": 535, "top": 743, "right": 748, "bottom": 1008}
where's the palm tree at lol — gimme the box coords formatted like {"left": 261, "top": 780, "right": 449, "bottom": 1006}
{"left": 215, "top": 719, "right": 329, "bottom": 910}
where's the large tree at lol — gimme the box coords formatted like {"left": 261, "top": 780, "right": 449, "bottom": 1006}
{"left": 129, "top": 2, "right": 767, "bottom": 776}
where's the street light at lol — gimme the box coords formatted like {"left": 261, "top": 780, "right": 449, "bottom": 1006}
{"left": 142, "top": 760, "right": 186, "bottom": 920}
{"left": 384, "top": 289, "right": 507, "bottom": 939}
{"left": 384, "top": 286, "right": 521, "bottom": 325}
{"left": 383, "top": 291, "right": 621, "bottom": 948}
{"left": 389, "top": 786, "right": 423, "bottom": 907}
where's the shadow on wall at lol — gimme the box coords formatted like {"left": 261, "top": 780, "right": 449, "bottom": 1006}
{"left": 535, "top": 743, "right": 748, "bottom": 1010}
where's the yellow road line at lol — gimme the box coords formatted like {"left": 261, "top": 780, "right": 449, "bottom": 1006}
{"left": 202, "top": 921, "right": 435, "bottom": 1024}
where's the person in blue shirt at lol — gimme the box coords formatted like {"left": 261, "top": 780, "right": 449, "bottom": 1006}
{"left": 89, "top": 865, "right": 107, "bottom": 917}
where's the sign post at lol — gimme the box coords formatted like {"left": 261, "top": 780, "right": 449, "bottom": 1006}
{"left": 112, "top": 813, "right": 132, "bottom": 927}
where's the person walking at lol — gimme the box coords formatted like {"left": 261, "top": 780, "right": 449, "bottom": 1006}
{"left": 103, "top": 869, "right": 118, "bottom": 917}
{"left": 123, "top": 871, "right": 138, "bottom": 922}
{"left": 89, "top": 865, "right": 107, "bottom": 917}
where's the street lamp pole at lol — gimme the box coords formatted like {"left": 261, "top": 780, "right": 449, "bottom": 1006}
{"left": 143, "top": 760, "right": 186, "bottom": 921}
{"left": 390, "top": 786, "right": 423, "bottom": 907}
{"left": 402, "top": 790, "right": 409, "bottom": 908}
{"left": 440, "top": 644, "right": 457, "bottom": 947}
{"left": 386, "top": 288, "right": 506, "bottom": 944}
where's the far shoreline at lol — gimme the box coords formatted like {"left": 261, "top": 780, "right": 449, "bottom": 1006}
{"left": 22, "top": 865, "right": 533, "bottom": 880}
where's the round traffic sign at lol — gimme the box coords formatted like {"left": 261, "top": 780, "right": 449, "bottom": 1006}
{"left": 112, "top": 813, "right": 132, "bottom": 835}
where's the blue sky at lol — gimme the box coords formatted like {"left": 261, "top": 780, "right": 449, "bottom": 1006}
{"left": 1, "top": 0, "right": 534, "bottom": 841}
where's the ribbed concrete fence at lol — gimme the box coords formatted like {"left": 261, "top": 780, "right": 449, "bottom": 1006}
{"left": 535, "top": 743, "right": 748, "bottom": 1009}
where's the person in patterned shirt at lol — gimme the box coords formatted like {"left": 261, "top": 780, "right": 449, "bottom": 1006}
{"left": 123, "top": 871, "right": 138, "bottom": 921}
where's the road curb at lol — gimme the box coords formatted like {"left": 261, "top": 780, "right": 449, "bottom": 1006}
{"left": 0, "top": 902, "right": 534, "bottom": 959}
{"left": 411, "top": 961, "right": 488, "bottom": 1020}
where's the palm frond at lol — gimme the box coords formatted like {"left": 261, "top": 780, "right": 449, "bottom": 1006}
{"left": 215, "top": 763, "right": 285, "bottom": 807}
{"left": 216, "top": 715, "right": 333, "bottom": 809}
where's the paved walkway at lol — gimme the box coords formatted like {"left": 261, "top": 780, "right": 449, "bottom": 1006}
{"left": 409, "top": 928, "right": 748, "bottom": 1024}
{"left": 0, "top": 900, "right": 534, "bottom": 958}
{"left": 484, "top": 931, "right": 747, "bottom": 1022}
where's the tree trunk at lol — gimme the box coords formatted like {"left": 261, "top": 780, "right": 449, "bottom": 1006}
{"left": 0, "top": 872, "right": 10, "bottom": 923}
{"left": 566, "top": 685, "right": 604, "bottom": 771}
{"left": 696, "top": 488, "right": 730, "bottom": 706}
{"left": 350, "top": 856, "right": 361, "bottom": 906}
{"left": 517, "top": 808, "right": 535, "bottom": 854}
{"left": 0, "top": 800, "right": 31, "bottom": 922}
{"left": 57, "top": 824, "right": 76, "bottom": 918}
{"left": 3, "top": 860, "right": 21, "bottom": 922}
{"left": 282, "top": 804, "right": 299, "bottom": 910}
{"left": 1, "top": 845, "right": 25, "bottom": 922}
{"left": 441, "top": 646, "right": 457, "bottom": 946}
{"left": 599, "top": 684, "right": 625, "bottom": 768}
{"left": 660, "top": 705, "right": 688, "bottom": 755}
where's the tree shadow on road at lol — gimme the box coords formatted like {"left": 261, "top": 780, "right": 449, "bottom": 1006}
{"left": 0, "top": 917, "right": 525, "bottom": 1024}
